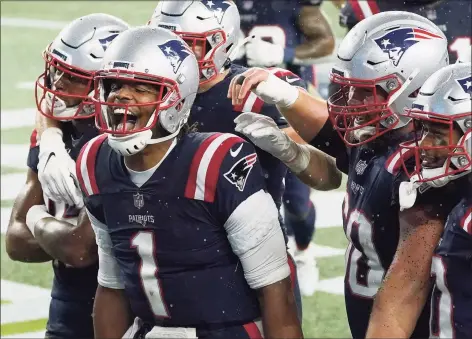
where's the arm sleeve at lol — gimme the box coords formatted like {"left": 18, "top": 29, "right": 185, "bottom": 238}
{"left": 309, "top": 118, "right": 349, "bottom": 174}
{"left": 86, "top": 208, "right": 124, "bottom": 289}
{"left": 27, "top": 147, "right": 40, "bottom": 173}
{"left": 224, "top": 189, "right": 290, "bottom": 289}
{"left": 27, "top": 129, "right": 40, "bottom": 172}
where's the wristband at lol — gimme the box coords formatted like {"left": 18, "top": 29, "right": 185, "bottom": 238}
{"left": 26, "top": 205, "right": 52, "bottom": 237}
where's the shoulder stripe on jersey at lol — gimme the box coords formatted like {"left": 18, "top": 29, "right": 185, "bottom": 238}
{"left": 234, "top": 90, "right": 265, "bottom": 114}
{"left": 268, "top": 67, "right": 298, "bottom": 79}
{"left": 460, "top": 207, "right": 472, "bottom": 234}
{"left": 76, "top": 134, "right": 107, "bottom": 197}
{"left": 243, "top": 320, "right": 264, "bottom": 339}
{"left": 185, "top": 133, "right": 244, "bottom": 202}
{"left": 30, "top": 129, "right": 38, "bottom": 148}
{"left": 385, "top": 142, "right": 415, "bottom": 174}
{"left": 349, "top": 0, "right": 380, "bottom": 21}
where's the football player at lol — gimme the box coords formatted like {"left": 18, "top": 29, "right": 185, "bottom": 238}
{"left": 366, "top": 62, "right": 472, "bottom": 338}
{"left": 339, "top": 0, "right": 471, "bottom": 63}
{"left": 148, "top": 0, "right": 342, "bottom": 305}
{"left": 234, "top": 0, "right": 336, "bottom": 297}
{"left": 5, "top": 14, "right": 128, "bottom": 338}
{"left": 229, "top": 11, "right": 453, "bottom": 338}
{"left": 77, "top": 26, "right": 302, "bottom": 339}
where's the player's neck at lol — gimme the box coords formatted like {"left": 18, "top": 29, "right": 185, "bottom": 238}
{"left": 197, "top": 69, "right": 230, "bottom": 93}
{"left": 124, "top": 138, "right": 175, "bottom": 172}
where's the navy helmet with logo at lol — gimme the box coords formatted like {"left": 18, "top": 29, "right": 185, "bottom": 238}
{"left": 400, "top": 63, "right": 472, "bottom": 187}
{"left": 328, "top": 11, "right": 448, "bottom": 146}
{"left": 93, "top": 26, "right": 200, "bottom": 156}
{"left": 35, "top": 13, "right": 129, "bottom": 121}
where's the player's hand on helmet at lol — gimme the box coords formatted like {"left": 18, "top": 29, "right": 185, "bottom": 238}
{"left": 228, "top": 68, "right": 300, "bottom": 108}
{"left": 37, "top": 127, "right": 84, "bottom": 208}
{"left": 246, "top": 37, "right": 284, "bottom": 67}
{"left": 234, "top": 112, "right": 298, "bottom": 164}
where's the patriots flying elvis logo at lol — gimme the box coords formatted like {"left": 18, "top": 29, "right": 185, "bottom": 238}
{"left": 456, "top": 76, "right": 472, "bottom": 94}
{"left": 374, "top": 27, "right": 443, "bottom": 66}
{"left": 158, "top": 39, "right": 191, "bottom": 73}
{"left": 98, "top": 33, "right": 119, "bottom": 51}
{"left": 224, "top": 153, "right": 257, "bottom": 192}
{"left": 203, "top": 0, "right": 231, "bottom": 24}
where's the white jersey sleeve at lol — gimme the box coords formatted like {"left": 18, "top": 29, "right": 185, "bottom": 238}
{"left": 86, "top": 208, "right": 124, "bottom": 289}
{"left": 224, "top": 189, "right": 290, "bottom": 289}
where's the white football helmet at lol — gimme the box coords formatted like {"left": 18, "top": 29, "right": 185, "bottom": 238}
{"left": 35, "top": 13, "right": 129, "bottom": 120}
{"left": 456, "top": 44, "right": 472, "bottom": 64}
{"left": 399, "top": 63, "right": 471, "bottom": 188}
{"left": 148, "top": 0, "right": 240, "bottom": 84}
{"left": 93, "top": 26, "right": 200, "bottom": 156}
{"left": 328, "top": 11, "right": 449, "bottom": 146}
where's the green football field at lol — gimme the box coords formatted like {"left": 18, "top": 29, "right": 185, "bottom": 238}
{"left": 0, "top": 1, "right": 350, "bottom": 337}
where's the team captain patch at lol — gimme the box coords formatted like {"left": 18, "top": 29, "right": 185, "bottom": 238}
{"left": 224, "top": 153, "right": 257, "bottom": 191}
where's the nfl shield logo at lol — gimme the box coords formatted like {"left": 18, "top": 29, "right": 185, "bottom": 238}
{"left": 133, "top": 192, "right": 144, "bottom": 210}
{"left": 355, "top": 160, "right": 368, "bottom": 175}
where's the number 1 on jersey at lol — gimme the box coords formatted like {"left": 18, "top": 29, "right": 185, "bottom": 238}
{"left": 131, "top": 231, "right": 170, "bottom": 318}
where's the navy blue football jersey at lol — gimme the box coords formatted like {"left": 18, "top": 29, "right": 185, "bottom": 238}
{"left": 27, "top": 119, "right": 99, "bottom": 302}
{"left": 430, "top": 195, "right": 472, "bottom": 339}
{"left": 340, "top": 0, "right": 471, "bottom": 63}
{"left": 79, "top": 132, "right": 269, "bottom": 328}
{"left": 235, "top": 0, "right": 323, "bottom": 86}
{"left": 190, "top": 63, "right": 303, "bottom": 218}
{"left": 309, "top": 119, "right": 461, "bottom": 338}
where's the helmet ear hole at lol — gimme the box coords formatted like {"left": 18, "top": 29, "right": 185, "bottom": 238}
{"left": 176, "top": 100, "right": 184, "bottom": 112}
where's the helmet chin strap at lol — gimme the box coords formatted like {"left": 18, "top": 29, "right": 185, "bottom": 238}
{"left": 45, "top": 92, "right": 78, "bottom": 119}
{"left": 352, "top": 125, "right": 376, "bottom": 142}
{"left": 45, "top": 90, "right": 94, "bottom": 120}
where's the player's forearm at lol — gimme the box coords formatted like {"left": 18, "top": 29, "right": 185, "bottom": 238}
{"left": 35, "top": 112, "right": 61, "bottom": 137}
{"left": 366, "top": 263, "right": 432, "bottom": 338}
{"left": 277, "top": 90, "right": 329, "bottom": 142}
{"left": 93, "top": 285, "right": 131, "bottom": 339}
{"left": 34, "top": 217, "right": 97, "bottom": 268}
{"left": 5, "top": 221, "right": 51, "bottom": 263}
{"left": 367, "top": 211, "right": 442, "bottom": 338}
{"left": 258, "top": 278, "right": 303, "bottom": 339}
{"left": 295, "top": 145, "right": 341, "bottom": 190}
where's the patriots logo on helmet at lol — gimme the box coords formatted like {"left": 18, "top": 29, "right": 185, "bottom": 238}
{"left": 224, "top": 153, "right": 257, "bottom": 191}
{"left": 374, "top": 28, "right": 443, "bottom": 66}
{"left": 158, "top": 40, "right": 191, "bottom": 73}
{"left": 203, "top": 0, "right": 231, "bottom": 24}
{"left": 456, "top": 76, "right": 472, "bottom": 94}
{"left": 99, "top": 33, "right": 119, "bottom": 51}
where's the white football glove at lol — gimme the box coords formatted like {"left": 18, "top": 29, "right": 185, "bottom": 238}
{"left": 246, "top": 37, "right": 284, "bottom": 67}
{"left": 234, "top": 113, "right": 310, "bottom": 174}
{"left": 37, "top": 127, "right": 84, "bottom": 208}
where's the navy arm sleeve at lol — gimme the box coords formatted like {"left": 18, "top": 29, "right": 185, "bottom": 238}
{"left": 309, "top": 118, "right": 349, "bottom": 174}
{"left": 27, "top": 129, "right": 40, "bottom": 173}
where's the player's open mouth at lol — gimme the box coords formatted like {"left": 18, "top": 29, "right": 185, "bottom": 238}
{"left": 421, "top": 154, "right": 444, "bottom": 169}
{"left": 113, "top": 108, "right": 138, "bottom": 132}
